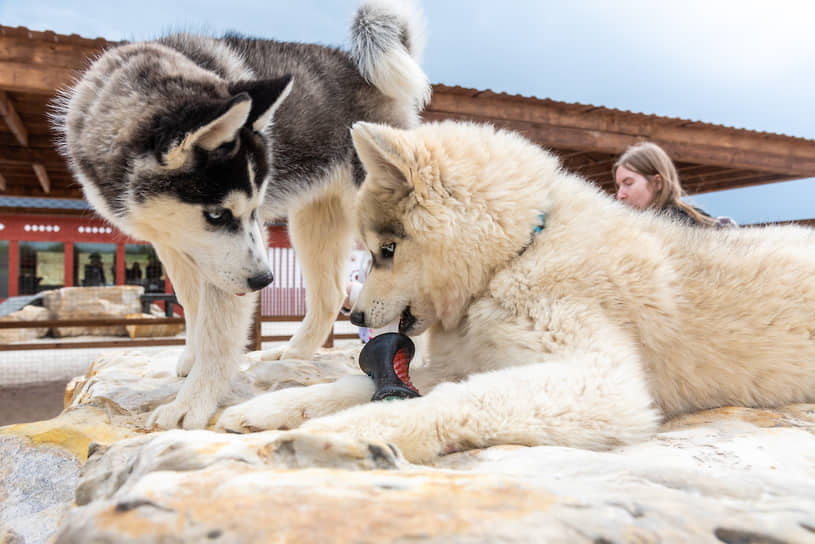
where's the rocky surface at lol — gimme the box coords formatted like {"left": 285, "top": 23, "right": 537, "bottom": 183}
{"left": 1, "top": 345, "right": 814, "bottom": 543}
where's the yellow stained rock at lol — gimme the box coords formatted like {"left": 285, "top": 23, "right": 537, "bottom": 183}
{"left": 0, "top": 406, "right": 140, "bottom": 462}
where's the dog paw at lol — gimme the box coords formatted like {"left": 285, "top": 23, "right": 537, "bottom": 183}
{"left": 216, "top": 377, "right": 374, "bottom": 434}
{"left": 256, "top": 344, "right": 312, "bottom": 362}
{"left": 299, "top": 400, "right": 439, "bottom": 463}
{"left": 216, "top": 389, "right": 308, "bottom": 433}
{"left": 215, "top": 403, "right": 272, "bottom": 433}
{"left": 146, "top": 398, "right": 216, "bottom": 430}
{"left": 175, "top": 348, "right": 195, "bottom": 377}
{"left": 265, "top": 429, "right": 403, "bottom": 470}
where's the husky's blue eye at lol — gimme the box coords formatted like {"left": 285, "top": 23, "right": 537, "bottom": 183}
{"left": 381, "top": 242, "right": 396, "bottom": 259}
{"left": 204, "top": 209, "right": 232, "bottom": 225}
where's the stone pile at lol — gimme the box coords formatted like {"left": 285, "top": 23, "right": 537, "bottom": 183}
{"left": 0, "top": 305, "right": 49, "bottom": 343}
{"left": 1, "top": 345, "right": 813, "bottom": 543}
{"left": 43, "top": 286, "right": 144, "bottom": 337}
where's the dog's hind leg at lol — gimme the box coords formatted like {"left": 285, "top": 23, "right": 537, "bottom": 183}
{"left": 261, "top": 167, "right": 355, "bottom": 361}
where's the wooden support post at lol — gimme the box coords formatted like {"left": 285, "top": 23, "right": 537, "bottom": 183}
{"left": 64, "top": 241, "right": 74, "bottom": 287}
{"left": 115, "top": 243, "right": 126, "bottom": 285}
{"left": 32, "top": 163, "right": 50, "bottom": 194}
{"left": 8, "top": 240, "right": 19, "bottom": 297}
{"left": 0, "top": 90, "right": 28, "bottom": 147}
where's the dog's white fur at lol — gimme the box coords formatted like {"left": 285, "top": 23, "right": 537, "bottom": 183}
{"left": 218, "top": 121, "right": 815, "bottom": 463}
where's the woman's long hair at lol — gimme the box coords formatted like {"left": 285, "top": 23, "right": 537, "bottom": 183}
{"left": 612, "top": 142, "right": 716, "bottom": 226}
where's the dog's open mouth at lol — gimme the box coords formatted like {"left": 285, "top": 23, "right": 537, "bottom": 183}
{"left": 398, "top": 306, "right": 417, "bottom": 334}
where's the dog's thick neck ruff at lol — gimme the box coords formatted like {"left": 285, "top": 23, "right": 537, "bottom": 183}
{"left": 518, "top": 211, "right": 546, "bottom": 256}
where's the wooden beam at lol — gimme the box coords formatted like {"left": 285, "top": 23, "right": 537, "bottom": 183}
{"left": 0, "top": 91, "right": 29, "bottom": 146}
{"left": 683, "top": 168, "right": 762, "bottom": 185}
{"left": 425, "top": 92, "right": 815, "bottom": 178}
{"left": 0, "top": 61, "right": 81, "bottom": 95}
{"left": 424, "top": 109, "right": 815, "bottom": 179}
{"left": 686, "top": 173, "right": 792, "bottom": 194}
{"left": 570, "top": 157, "right": 618, "bottom": 178}
{"left": 0, "top": 206, "right": 90, "bottom": 216}
{"left": 32, "top": 162, "right": 50, "bottom": 193}
{"left": 0, "top": 171, "right": 6, "bottom": 190}
{"left": 0, "top": 146, "right": 62, "bottom": 163}
{"left": 556, "top": 149, "right": 593, "bottom": 160}
{"left": 674, "top": 163, "right": 725, "bottom": 177}
{"left": 0, "top": 133, "right": 60, "bottom": 148}
{"left": 0, "top": 31, "right": 108, "bottom": 95}
{"left": 1, "top": 185, "right": 81, "bottom": 199}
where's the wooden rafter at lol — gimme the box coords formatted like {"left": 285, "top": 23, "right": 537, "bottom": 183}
{"left": 0, "top": 90, "right": 29, "bottom": 146}
{"left": 571, "top": 158, "right": 618, "bottom": 177}
{"left": 32, "top": 162, "right": 50, "bottom": 193}
{"left": 0, "top": 145, "right": 61, "bottom": 163}
{"left": 0, "top": 27, "right": 110, "bottom": 95}
{"left": 424, "top": 89, "right": 815, "bottom": 178}
{"left": 0, "top": 171, "right": 6, "bottom": 191}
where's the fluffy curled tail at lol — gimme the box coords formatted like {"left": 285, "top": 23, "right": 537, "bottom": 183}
{"left": 350, "top": 0, "right": 431, "bottom": 109}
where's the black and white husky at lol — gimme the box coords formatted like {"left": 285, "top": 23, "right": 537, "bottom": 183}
{"left": 53, "top": 0, "right": 431, "bottom": 429}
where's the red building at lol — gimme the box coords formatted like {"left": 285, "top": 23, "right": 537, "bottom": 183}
{"left": 0, "top": 211, "right": 167, "bottom": 300}
{"left": 0, "top": 199, "right": 292, "bottom": 302}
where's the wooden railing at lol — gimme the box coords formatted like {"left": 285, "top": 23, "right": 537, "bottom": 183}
{"left": 0, "top": 312, "right": 358, "bottom": 351}
{"left": 0, "top": 316, "right": 187, "bottom": 350}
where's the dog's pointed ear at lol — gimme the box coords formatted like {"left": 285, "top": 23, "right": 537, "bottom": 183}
{"left": 351, "top": 122, "right": 412, "bottom": 192}
{"left": 192, "top": 94, "right": 252, "bottom": 149}
{"left": 160, "top": 94, "right": 251, "bottom": 168}
{"left": 229, "top": 75, "right": 293, "bottom": 132}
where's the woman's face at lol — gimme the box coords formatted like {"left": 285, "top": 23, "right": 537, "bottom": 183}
{"left": 615, "top": 165, "right": 659, "bottom": 210}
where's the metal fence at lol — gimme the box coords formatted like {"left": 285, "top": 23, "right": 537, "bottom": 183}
{"left": 262, "top": 247, "right": 306, "bottom": 316}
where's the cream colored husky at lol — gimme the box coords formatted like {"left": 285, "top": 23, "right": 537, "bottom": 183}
{"left": 218, "top": 121, "right": 815, "bottom": 463}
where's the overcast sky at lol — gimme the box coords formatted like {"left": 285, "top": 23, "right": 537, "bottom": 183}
{"left": 1, "top": 0, "right": 813, "bottom": 224}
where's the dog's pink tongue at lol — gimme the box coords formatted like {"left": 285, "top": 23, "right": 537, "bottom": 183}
{"left": 236, "top": 293, "right": 246, "bottom": 296}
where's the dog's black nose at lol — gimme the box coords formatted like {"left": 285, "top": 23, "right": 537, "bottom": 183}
{"left": 349, "top": 310, "right": 366, "bottom": 327}
{"left": 247, "top": 271, "right": 274, "bottom": 291}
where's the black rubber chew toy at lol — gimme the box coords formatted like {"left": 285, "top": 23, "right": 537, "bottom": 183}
{"left": 358, "top": 332, "right": 421, "bottom": 401}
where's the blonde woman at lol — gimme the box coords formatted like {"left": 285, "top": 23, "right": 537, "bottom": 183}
{"left": 613, "top": 142, "right": 735, "bottom": 227}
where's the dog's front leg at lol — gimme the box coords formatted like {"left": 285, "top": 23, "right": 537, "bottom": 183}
{"left": 299, "top": 351, "right": 662, "bottom": 463}
{"left": 216, "top": 374, "right": 375, "bottom": 432}
{"left": 147, "top": 284, "right": 256, "bottom": 429}
{"left": 150, "top": 245, "right": 200, "bottom": 377}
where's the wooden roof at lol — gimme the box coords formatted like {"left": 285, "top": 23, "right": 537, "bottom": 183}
{"left": 1, "top": 24, "right": 815, "bottom": 202}
{"left": 423, "top": 86, "right": 815, "bottom": 195}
